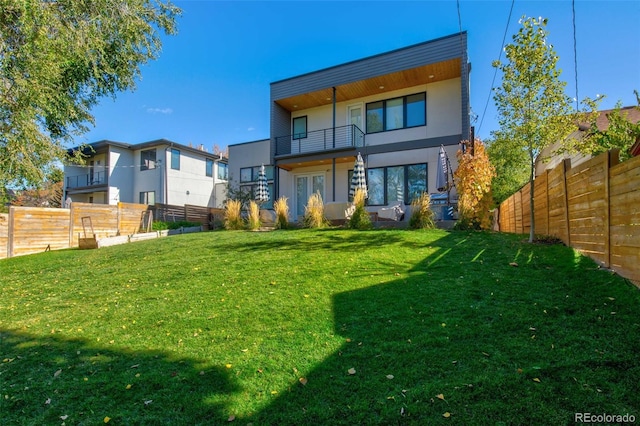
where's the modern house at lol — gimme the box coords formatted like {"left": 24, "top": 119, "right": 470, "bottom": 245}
{"left": 229, "top": 32, "right": 470, "bottom": 221}
{"left": 64, "top": 139, "right": 228, "bottom": 208}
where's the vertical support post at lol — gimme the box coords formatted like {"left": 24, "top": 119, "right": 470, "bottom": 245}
{"left": 332, "top": 87, "right": 336, "bottom": 149}
{"left": 332, "top": 158, "right": 336, "bottom": 202}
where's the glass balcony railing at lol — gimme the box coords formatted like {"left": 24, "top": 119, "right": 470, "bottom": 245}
{"left": 275, "top": 124, "right": 365, "bottom": 156}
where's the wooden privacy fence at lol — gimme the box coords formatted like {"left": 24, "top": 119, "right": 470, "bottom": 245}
{"left": 498, "top": 150, "right": 640, "bottom": 285}
{"left": 150, "top": 203, "right": 225, "bottom": 230}
{"left": 1, "top": 202, "right": 148, "bottom": 259}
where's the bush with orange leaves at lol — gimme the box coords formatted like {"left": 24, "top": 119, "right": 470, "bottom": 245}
{"left": 454, "top": 140, "right": 496, "bottom": 230}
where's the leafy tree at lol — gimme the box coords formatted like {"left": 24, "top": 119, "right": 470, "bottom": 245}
{"left": 454, "top": 139, "right": 495, "bottom": 230}
{"left": 492, "top": 16, "right": 593, "bottom": 242}
{"left": 0, "top": 0, "right": 180, "bottom": 189}
{"left": 486, "top": 135, "right": 529, "bottom": 205}
{"left": 569, "top": 92, "right": 640, "bottom": 162}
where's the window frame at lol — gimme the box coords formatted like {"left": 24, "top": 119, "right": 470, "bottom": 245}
{"left": 206, "top": 158, "right": 214, "bottom": 177}
{"left": 217, "top": 162, "right": 228, "bottom": 180}
{"left": 365, "top": 92, "right": 426, "bottom": 134}
{"left": 139, "top": 191, "right": 155, "bottom": 205}
{"left": 292, "top": 116, "right": 307, "bottom": 140}
{"left": 363, "top": 163, "right": 428, "bottom": 206}
{"left": 171, "top": 148, "right": 180, "bottom": 170}
{"left": 140, "top": 149, "right": 156, "bottom": 171}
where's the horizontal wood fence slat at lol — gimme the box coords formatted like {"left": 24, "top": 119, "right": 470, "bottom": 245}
{"left": 1, "top": 202, "right": 220, "bottom": 259}
{"left": 498, "top": 150, "right": 640, "bottom": 286}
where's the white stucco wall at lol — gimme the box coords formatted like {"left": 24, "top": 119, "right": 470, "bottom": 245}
{"left": 227, "top": 139, "right": 271, "bottom": 191}
{"left": 108, "top": 147, "right": 134, "bottom": 204}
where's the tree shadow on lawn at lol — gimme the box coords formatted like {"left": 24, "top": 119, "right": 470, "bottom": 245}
{"left": 0, "top": 330, "right": 239, "bottom": 425}
{"left": 250, "top": 231, "right": 640, "bottom": 425}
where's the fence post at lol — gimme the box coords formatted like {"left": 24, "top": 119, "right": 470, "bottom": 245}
{"left": 562, "top": 159, "right": 571, "bottom": 247}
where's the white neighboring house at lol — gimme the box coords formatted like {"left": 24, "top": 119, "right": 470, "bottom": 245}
{"left": 64, "top": 139, "right": 228, "bottom": 207}
{"left": 229, "top": 32, "right": 470, "bottom": 221}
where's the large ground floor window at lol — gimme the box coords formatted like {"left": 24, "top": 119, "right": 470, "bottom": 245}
{"left": 366, "top": 163, "right": 427, "bottom": 206}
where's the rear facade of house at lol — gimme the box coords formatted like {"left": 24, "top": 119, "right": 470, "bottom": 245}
{"left": 231, "top": 32, "right": 470, "bottom": 221}
{"left": 64, "top": 139, "right": 228, "bottom": 208}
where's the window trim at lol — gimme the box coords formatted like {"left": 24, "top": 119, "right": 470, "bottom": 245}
{"left": 292, "top": 116, "right": 307, "bottom": 140}
{"left": 365, "top": 92, "right": 426, "bottom": 134}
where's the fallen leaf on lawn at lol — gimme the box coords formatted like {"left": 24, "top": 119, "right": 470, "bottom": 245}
{"left": 509, "top": 262, "right": 518, "bottom": 267}
{"left": 533, "top": 378, "right": 541, "bottom": 383}
{"left": 348, "top": 368, "right": 356, "bottom": 375}
{"left": 241, "top": 349, "right": 248, "bottom": 352}
{"left": 61, "top": 415, "right": 68, "bottom": 421}
{"left": 225, "top": 364, "right": 232, "bottom": 369}
{"left": 228, "top": 415, "right": 235, "bottom": 422}
{"left": 199, "top": 371, "right": 205, "bottom": 376}
{"left": 443, "top": 412, "right": 451, "bottom": 418}
{"left": 130, "top": 364, "right": 139, "bottom": 369}
{"left": 400, "top": 407, "right": 405, "bottom": 416}
{"left": 441, "top": 323, "right": 446, "bottom": 327}
{"left": 45, "top": 398, "right": 51, "bottom": 405}
{"left": 145, "top": 400, "right": 153, "bottom": 405}
{"left": 125, "top": 384, "right": 132, "bottom": 390}
{"left": 517, "top": 368, "right": 523, "bottom": 374}
{"left": 54, "top": 369, "right": 62, "bottom": 378}
{"left": 104, "top": 416, "right": 110, "bottom": 423}
{"left": 481, "top": 352, "right": 490, "bottom": 357}
{"left": 436, "top": 393, "right": 445, "bottom": 401}
{"left": 299, "top": 377, "right": 308, "bottom": 386}
{"left": 386, "top": 374, "right": 394, "bottom": 379}
{"left": 270, "top": 390, "right": 278, "bottom": 395}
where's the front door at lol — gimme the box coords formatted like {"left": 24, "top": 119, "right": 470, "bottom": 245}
{"left": 295, "top": 174, "right": 325, "bottom": 218}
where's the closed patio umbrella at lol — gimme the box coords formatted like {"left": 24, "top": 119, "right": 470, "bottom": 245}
{"left": 255, "top": 164, "right": 270, "bottom": 203}
{"left": 349, "top": 152, "right": 367, "bottom": 199}
{"left": 436, "top": 145, "right": 449, "bottom": 192}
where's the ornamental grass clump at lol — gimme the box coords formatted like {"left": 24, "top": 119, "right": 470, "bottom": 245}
{"left": 346, "top": 188, "right": 372, "bottom": 230}
{"left": 247, "top": 200, "right": 261, "bottom": 230}
{"left": 409, "top": 192, "right": 435, "bottom": 229}
{"left": 303, "top": 192, "right": 328, "bottom": 228}
{"left": 224, "top": 199, "right": 244, "bottom": 230}
{"left": 273, "top": 196, "right": 290, "bottom": 229}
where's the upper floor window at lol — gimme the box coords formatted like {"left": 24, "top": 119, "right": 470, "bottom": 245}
{"left": 366, "top": 92, "right": 426, "bottom": 134}
{"left": 217, "top": 162, "right": 228, "bottom": 180}
{"left": 206, "top": 159, "right": 214, "bottom": 177}
{"left": 171, "top": 148, "right": 180, "bottom": 170}
{"left": 293, "top": 116, "right": 307, "bottom": 139}
{"left": 140, "top": 149, "right": 156, "bottom": 171}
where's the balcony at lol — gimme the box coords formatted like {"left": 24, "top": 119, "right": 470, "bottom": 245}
{"left": 275, "top": 124, "right": 364, "bottom": 157}
{"left": 66, "top": 171, "right": 106, "bottom": 189}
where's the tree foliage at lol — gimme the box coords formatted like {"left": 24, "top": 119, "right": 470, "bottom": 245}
{"left": 492, "top": 16, "right": 590, "bottom": 241}
{"left": 0, "top": 0, "right": 180, "bottom": 189}
{"left": 454, "top": 139, "right": 495, "bottom": 230}
{"left": 569, "top": 92, "right": 640, "bottom": 162}
{"left": 486, "top": 134, "right": 529, "bottom": 205}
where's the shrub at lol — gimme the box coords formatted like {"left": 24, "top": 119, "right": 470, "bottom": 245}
{"left": 247, "top": 200, "right": 261, "bottom": 230}
{"left": 409, "top": 192, "right": 435, "bottom": 229}
{"left": 454, "top": 139, "right": 495, "bottom": 229}
{"left": 273, "top": 196, "right": 290, "bottom": 229}
{"left": 224, "top": 199, "right": 244, "bottom": 230}
{"left": 303, "top": 192, "right": 328, "bottom": 228}
{"left": 346, "top": 188, "right": 372, "bottom": 230}
{"left": 152, "top": 220, "right": 202, "bottom": 231}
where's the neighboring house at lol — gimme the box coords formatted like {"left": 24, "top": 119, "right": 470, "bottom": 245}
{"left": 229, "top": 32, "right": 470, "bottom": 221}
{"left": 64, "top": 139, "right": 228, "bottom": 207}
{"left": 536, "top": 106, "right": 640, "bottom": 176}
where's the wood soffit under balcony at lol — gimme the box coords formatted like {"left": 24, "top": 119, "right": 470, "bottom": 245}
{"left": 277, "top": 155, "right": 356, "bottom": 171}
{"left": 276, "top": 58, "right": 461, "bottom": 112}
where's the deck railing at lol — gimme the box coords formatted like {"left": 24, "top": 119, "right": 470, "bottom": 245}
{"left": 66, "top": 171, "right": 106, "bottom": 188}
{"left": 275, "top": 124, "right": 365, "bottom": 156}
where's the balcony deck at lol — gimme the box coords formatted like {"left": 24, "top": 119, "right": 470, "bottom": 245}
{"left": 275, "top": 124, "right": 364, "bottom": 157}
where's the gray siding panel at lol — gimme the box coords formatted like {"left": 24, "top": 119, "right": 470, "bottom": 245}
{"left": 271, "top": 33, "right": 466, "bottom": 100}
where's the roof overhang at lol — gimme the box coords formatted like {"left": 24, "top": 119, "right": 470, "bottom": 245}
{"left": 275, "top": 58, "right": 461, "bottom": 112}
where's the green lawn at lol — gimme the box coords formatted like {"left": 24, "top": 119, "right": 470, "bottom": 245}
{"left": 1, "top": 229, "right": 639, "bottom": 425}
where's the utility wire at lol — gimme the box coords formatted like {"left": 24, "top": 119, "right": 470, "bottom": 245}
{"left": 572, "top": 0, "right": 579, "bottom": 111}
{"left": 477, "top": 0, "right": 515, "bottom": 137}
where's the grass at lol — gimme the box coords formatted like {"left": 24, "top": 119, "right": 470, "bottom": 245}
{"left": 1, "top": 229, "right": 639, "bottom": 425}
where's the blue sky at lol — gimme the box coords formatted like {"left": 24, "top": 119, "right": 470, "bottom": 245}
{"left": 78, "top": 0, "right": 640, "bottom": 150}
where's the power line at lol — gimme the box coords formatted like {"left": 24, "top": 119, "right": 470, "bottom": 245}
{"left": 477, "top": 0, "right": 515, "bottom": 137}
{"left": 572, "top": 0, "right": 579, "bottom": 111}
